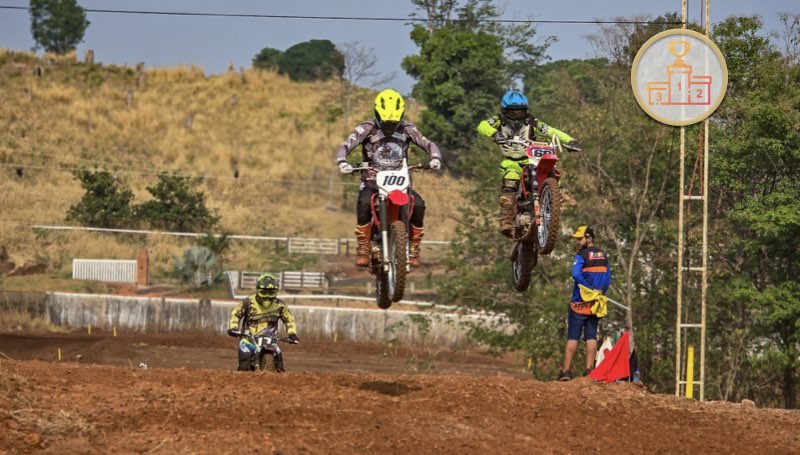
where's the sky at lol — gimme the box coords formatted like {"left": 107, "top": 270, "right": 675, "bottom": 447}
{"left": 0, "top": 0, "right": 796, "bottom": 94}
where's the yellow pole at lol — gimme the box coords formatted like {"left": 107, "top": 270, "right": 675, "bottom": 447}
{"left": 88, "top": 324, "right": 91, "bottom": 335}
{"left": 686, "top": 345, "right": 695, "bottom": 398}
{"left": 57, "top": 348, "right": 62, "bottom": 361}
{"left": 113, "top": 326, "right": 117, "bottom": 337}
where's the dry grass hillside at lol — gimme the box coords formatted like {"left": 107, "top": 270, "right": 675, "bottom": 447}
{"left": 0, "top": 50, "right": 463, "bottom": 277}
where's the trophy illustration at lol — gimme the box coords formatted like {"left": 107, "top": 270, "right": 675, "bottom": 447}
{"left": 668, "top": 40, "right": 691, "bottom": 63}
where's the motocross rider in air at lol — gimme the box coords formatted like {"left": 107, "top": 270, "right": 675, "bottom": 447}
{"left": 336, "top": 89, "right": 442, "bottom": 268}
{"left": 228, "top": 273, "right": 299, "bottom": 372}
{"left": 477, "top": 90, "right": 581, "bottom": 238}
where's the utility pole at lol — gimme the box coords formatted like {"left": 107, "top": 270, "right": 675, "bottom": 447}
{"left": 675, "top": 0, "right": 710, "bottom": 401}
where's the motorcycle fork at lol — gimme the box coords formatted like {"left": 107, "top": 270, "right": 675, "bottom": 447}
{"left": 378, "top": 200, "right": 390, "bottom": 272}
{"left": 526, "top": 166, "right": 542, "bottom": 226}
{"left": 521, "top": 167, "right": 540, "bottom": 226}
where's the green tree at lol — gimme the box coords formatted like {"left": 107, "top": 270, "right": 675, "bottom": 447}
{"left": 402, "top": 23, "right": 505, "bottom": 152}
{"left": 135, "top": 173, "right": 219, "bottom": 233}
{"left": 252, "top": 47, "right": 283, "bottom": 71}
{"left": 280, "top": 39, "right": 344, "bottom": 82}
{"left": 66, "top": 170, "right": 134, "bottom": 228}
{"left": 707, "top": 15, "right": 800, "bottom": 408}
{"left": 29, "top": 0, "right": 90, "bottom": 55}
{"left": 402, "top": 0, "right": 548, "bottom": 155}
{"left": 434, "top": 11, "right": 681, "bottom": 385}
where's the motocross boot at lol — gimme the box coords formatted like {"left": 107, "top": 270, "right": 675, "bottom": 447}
{"left": 273, "top": 352, "right": 285, "bottom": 373}
{"left": 238, "top": 351, "right": 254, "bottom": 371}
{"left": 498, "top": 193, "right": 515, "bottom": 238}
{"left": 354, "top": 223, "right": 372, "bottom": 267}
{"left": 409, "top": 225, "right": 424, "bottom": 267}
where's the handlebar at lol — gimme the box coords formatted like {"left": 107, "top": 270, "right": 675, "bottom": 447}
{"left": 497, "top": 134, "right": 582, "bottom": 154}
{"left": 345, "top": 162, "right": 435, "bottom": 174}
{"left": 228, "top": 330, "right": 297, "bottom": 344}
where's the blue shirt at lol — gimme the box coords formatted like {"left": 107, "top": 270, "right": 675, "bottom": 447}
{"left": 570, "top": 246, "right": 612, "bottom": 303}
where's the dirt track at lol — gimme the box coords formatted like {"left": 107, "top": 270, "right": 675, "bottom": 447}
{"left": 1, "top": 332, "right": 799, "bottom": 454}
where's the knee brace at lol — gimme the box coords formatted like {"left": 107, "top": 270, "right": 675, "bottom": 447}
{"left": 501, "top": 178, "right": 519, "bottom": 193}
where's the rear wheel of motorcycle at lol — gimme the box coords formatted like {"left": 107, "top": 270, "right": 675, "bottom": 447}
{"left": 511, "top": 239, "right": 538, "bottom": 291}
{"left": 538, "top": 177, "right": 561, "bottom": 255}
{"left": 389, "top": 220, "right": 407, "bottom": 303}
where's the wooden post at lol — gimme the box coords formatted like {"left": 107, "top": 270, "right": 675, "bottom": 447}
{"left": 136, "top": 248, "right": 149, "bottom": 286}
{"left": 84, "top": 49, "right": 94, "bottom": 64}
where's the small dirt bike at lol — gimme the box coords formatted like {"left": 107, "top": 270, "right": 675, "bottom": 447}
{"left": 350, "top": 159, "right": 428, "bottom": 309}
{"left": 506, "top": 135, "right": 580, "bottom": 291}
{"left": 230, "top": 327, "right": 295, "bottom": 372}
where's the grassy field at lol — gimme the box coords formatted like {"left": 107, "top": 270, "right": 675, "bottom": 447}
{"left": 0, "top": 50, "right": 465, "bottom": 280}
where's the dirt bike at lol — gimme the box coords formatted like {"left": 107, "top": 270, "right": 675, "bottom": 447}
{"left": 230, "top": 328, "right": 295, "bottom": 372}
{"left": 504, "top": 135, "right": 580, "bottom": 291}
{"left": 349, "top": 159, "right": 429, "bottom": 309}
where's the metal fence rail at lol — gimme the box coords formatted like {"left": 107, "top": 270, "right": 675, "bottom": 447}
{"left": 236, "top": 271, "right": 327, "bottom": 290}
{"left": 32, "top": 225, "right": 450, "bottom": 257}
{"left": 288, "top": 237, "right": 339, "bottom": 255}
{"left": 72, "top": 259, "right": 137, "bottom": 283}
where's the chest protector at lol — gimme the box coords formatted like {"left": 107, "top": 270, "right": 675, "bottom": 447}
{"left": 498, "top": 122, "right": 533, "bottom": 159}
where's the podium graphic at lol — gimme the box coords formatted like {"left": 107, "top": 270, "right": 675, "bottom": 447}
{"left": 646, "top": 40, "right": 712, "bottom": 106}
{"left": 631, "top": 29, "right": 728, "bottom": 126}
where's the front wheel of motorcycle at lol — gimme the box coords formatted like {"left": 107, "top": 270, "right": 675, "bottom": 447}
{"left": 257, "top": 350, "right": 270, "bottom": 371}
{"left": 511, "top": 239, "right": 538, "bottom": 291}
{"left": 375, "top": 221, "right": 407, "bottom": 308}
{"left": 538, "top": 177, "right": 561, "bottom": 255}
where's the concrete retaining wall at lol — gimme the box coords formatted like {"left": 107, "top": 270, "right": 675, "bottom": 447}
{"left": 0, "top": 292, "right": 502, "bottom": 346}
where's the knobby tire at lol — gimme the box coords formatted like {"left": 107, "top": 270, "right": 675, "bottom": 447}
{"left": 538, "top": 178, "right": 561, "bottom": 255}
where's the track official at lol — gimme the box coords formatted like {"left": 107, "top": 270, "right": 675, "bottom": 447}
{"left": 558, "top": 225, "right": 612, "bottom": 381}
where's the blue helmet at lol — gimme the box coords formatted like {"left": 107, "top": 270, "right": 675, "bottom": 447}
{"left": 501, "top": 90, "right": 528, "bottom": 110}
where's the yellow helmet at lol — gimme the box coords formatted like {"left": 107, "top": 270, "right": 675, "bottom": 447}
{"left": 256, "top": 273, "right": 279, "bottom": 301}
{"left": 374, "top": 89, "right": 405, "bottom": 135}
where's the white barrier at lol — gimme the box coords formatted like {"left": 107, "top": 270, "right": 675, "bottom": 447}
{"left": 72, "top": 259, "right": 137, "bottom": 283}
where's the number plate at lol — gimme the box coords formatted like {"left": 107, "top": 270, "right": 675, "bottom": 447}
{"left": 376, "top": 168, "right": 410, "bottom": 196}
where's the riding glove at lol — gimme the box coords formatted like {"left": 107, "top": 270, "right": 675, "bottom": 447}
{"left": 566, "top": 140, "right": 582, "bottom": 152}
{"left": 227, "top": 329, "right": 239, "bottom": 337}
{"left": 288, "top": 333, "right": 300, "bottom": 344}
{"left": 338, "top": 162, "right": 354, "bottom": 174}
{"left": 429, "top": 158, "right": 441, "bottom": 170}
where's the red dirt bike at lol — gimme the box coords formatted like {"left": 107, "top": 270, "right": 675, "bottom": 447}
{"left": 504, "top": 136, "right": 580, "bottom": 291}
{"left": 350, "top": 159, "right": 429, "bottom": 309}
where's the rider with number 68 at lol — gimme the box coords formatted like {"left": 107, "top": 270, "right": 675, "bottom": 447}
{"left": 477, "top": 90, "right": 581, "bottom": 238}
{"left": 336, "top": 89, "right": 443, "bottom": 268}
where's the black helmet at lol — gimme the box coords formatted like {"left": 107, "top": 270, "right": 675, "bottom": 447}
{"left": 256, "top": 273, "right": 279, "bottom": 301}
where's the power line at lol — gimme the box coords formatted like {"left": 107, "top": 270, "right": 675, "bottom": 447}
{"left": 0, "top": 5, "right": 682, "bottom": 25}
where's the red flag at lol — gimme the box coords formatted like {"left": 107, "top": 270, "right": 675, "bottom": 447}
{"left": 589, "top": 331, "right": 630, "bottom": 383}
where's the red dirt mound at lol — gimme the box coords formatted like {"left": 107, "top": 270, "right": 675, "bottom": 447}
{"left": 1, "top": 332, "right": 798, "bottom": 454}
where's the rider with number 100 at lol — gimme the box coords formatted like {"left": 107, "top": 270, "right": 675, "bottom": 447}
{"left": 336, "top": 89, "right": 443, "bottom": 268}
